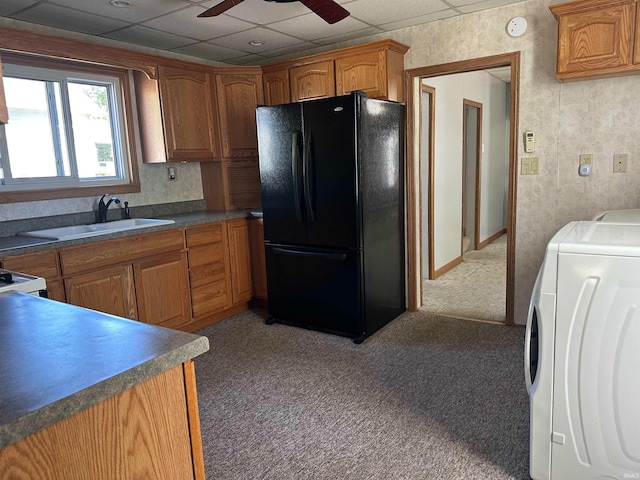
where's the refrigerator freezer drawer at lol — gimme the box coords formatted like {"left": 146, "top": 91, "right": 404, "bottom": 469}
{"left": 265, "top": 244, "right": 363, "bottom": 337}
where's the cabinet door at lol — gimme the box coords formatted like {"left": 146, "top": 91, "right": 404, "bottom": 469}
{"left": 134, "top": 252, "right": 191, "bottom": 329}
{"left": 248, "top": 218, "right": 267, "bottom": 300}
{"left": 158, "top": 65, "right": 219, "bottom": 162}
{"left": 215, "top": 73, "right": 263, "bottom": 158}
{"left": 290, "top": 60, "right": 335, "bottom": 102}
{"left": 227, "top": 218, "right": 253, "bottom": 304}
{"left": 2, "top": 250, "right": 65, "bottom": 302}
{"left": 336, "top": 50, "right": 387, "bottom": 99}
{"left": 0, "top": 55, "right": 8, "bottom": 124}
{"left": 263, "top": 69, "right": 291, "bottom": 105}
{"left": 65, "top": 265, "right": 138, "bottom": 320}
{"left": 554, "top": 1, "right": 635, "bottom": 76}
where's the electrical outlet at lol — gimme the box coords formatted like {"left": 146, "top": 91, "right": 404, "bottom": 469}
{"left": 613, "top": 154, "right": 627, "bottom": 172}
{"left": 579, "top": 154, "right": 592, "bottom": 165}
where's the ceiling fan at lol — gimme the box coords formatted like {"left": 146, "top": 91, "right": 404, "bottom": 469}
{"left": 198, "top": 0, "right": 350, "bottom": 25}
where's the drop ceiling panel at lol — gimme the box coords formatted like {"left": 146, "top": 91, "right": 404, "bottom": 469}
{"left": 48, "top": 0, "right": 190, "bottom": 23}
{"left": 201, "top": 0, "right": 309, "bottom": 25}
{"left": 0, "top": 0, "right": 40, "bottom": 16}
{"left": 267, "top": 13, "right": 369, "bottom": 41}
{"left": 313, "top": 27, "right": 383, "bottom": 46}
{"left": 171, "top": 41, "right": 248, "bottom": 61}
{"left": 345, "top": 0, "right": 450, "bottom": 25}
{"left": 104, "top": 25, "right": 196, "bottom": 50}
{"left": 143, "top": 6, "right": 255, "bottom": 41}
{"left": 13, "top": 3, "right": 129, "bottom": 35}
{"left": 210, "top": 26, "right": 304, "bottom": 53}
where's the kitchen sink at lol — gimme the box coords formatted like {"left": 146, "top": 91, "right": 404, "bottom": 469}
{"left": 18, "top": 218, "right": 176, "bottom": 241}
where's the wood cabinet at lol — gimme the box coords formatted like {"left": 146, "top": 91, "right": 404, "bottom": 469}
{"left": 262, "top": 39, "right": 409, "bottom": 105}
{"left": 0, "top": 55, "right": 7, "bottom": 124}
{"left": 226, "top": 218, "right": 253, "bottom": 304}
{"left": 134, "top": 66, "right": 219, "bottom": 163}
{"left": 65, "top": 264, "right": 138, "bottom": 320}
{"left": 248, "top": 217, "right": 267, "bottom": 301}
{"left": 186, "top": 222, "right": 232, "bottom": 321}
{"left": 0, "top": 362, "right": 204, "bottom": 480}
{"left": 0, "top": 249, "right": 65, "bottom": 302}
{"left": 60, "top": 229, "right": 190, "bottom": 328}
{"left": 214, "top": 69, "right": 264, "bottom": 158}
{"left": 550, "top": 0, "right": 640, "bottom": 80}
{"left": 289, "top": 60, "right": 335, "bottom": 102}
{"left": 134, "top": 251, "right": 191, "bottom": 329}
{"left": 263, "top": 68, "right": 290, "bottom": 105}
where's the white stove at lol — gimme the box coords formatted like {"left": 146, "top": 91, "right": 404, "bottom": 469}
{"left": 0, "top": 269, "right": 47, "bottom": 296}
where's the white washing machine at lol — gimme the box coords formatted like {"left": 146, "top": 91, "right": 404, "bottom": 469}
{"left": 526, "top": 220, "right": 640, "bottom": 480}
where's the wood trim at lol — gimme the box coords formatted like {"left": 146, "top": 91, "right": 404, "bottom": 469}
{"left": 405, "top": 51, "right": 520, "bottom": 325}
{"left": 0, "top": 182, "right": 141, "bottom": 204}
{"left": 549, "top": 0, "right": 631, "bottom": 18}
{"left": 420, "top": 85, "right": 436, "bottom": 282}
{"left": 261, "top": 39, "right": 409, "bottom": 73}
{"left": 478, "top": 228, "right": 507, "bottom": 250}
{"left": 432, "top": 254, "right": 463, "bottom": 279}
{"left": 462, "top": 99, "right": 483, "bottom": 252}
{"left": 183, "top": 361, "right": 206, "bottom": 480}
{"left": 0, "top": 55, "right": 7, "bottom": 124}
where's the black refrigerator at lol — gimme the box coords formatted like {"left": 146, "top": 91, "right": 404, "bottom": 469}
{"left": 256, "top": 91, "right": 405, "bottom": 343}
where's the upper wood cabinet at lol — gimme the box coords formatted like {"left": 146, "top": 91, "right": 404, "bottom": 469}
{"left": 262, "top": 39, "right": 409, "bottom": 105}
{"left": 263, "top": 68, "right": 290, "bottom": 105}
{"left": 550, "top": 0, "right": 640, "bottom": 81}
{"left": 0, "top": 55, "right": 8, "bottom": 124}
{"left": 214, "top": 69, "right": 264, "bottom": 158}
{"left": 134, "top": 66, "right": 219, "bottom": 163}
{"left": 290, "top": 60, "right": 335, "bottom": 102}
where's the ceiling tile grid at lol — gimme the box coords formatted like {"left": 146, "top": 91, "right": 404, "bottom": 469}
{"left": 0, "top": 0, "right": 527, "bottom": 65}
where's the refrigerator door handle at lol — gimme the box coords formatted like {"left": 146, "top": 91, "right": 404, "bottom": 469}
{"left": 291, "top": 130, "right": 304, "bottom": 222}
{"left": 273, "top": 247, "right": 346, "bottom": 261}
{"left": 303, "top": 131, "right": 316, "bottom": 223}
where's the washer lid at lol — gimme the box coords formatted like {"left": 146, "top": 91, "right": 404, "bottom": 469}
{"left": 558, "top": 221, "right": 640, "bottom": 257}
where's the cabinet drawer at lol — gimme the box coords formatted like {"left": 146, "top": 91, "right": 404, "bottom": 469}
{"left": 186, "top": 223, "right": 224, "bottom": 248}
{"left": 60, "top": 229, "right": 184, "bottom": 276}
{"left": 2, "top": 250, "right": 60, "bottom": 278}
{"left": 189, "top": 245, "right": 226, "bottom": 287}
{"left": 191, "top": 279, "right": 229, "bottom": 317}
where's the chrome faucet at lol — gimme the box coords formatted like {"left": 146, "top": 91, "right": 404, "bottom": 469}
{"left": 97, "top": 194, "right": 120, "bottom": 223}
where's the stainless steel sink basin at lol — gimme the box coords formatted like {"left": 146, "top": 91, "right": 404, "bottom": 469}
{"left": 18, "top": 218, "right": 176, "bottom": 241}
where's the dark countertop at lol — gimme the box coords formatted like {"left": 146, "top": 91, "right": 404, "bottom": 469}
{"left": 0, "top": 292, "right": 210, "bottom": 449}
{"left": 0, "top": 209, "right": 255, "bottom": 256}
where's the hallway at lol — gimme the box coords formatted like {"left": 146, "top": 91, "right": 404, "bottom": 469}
{"left": 422, "top": 234, "right": 506, "bottom": 322}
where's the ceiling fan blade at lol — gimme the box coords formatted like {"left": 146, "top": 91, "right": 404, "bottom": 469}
{"left": 197, "top": 0, "right": 245, "bottom": 18}
{"left": 299, "top": 0, "right": 350, "bottom": 24}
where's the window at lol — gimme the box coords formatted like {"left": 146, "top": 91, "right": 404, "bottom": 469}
{"left": 0, "top": 56, "right": 139, "bottom": 199}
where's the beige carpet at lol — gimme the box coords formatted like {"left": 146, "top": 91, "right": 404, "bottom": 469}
{"left": 422, "top": 234, "right": 506, "bottom": 322}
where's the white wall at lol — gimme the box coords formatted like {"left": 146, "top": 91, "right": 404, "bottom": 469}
{"left": 423, "top": 70, "right": 508, "bottom": 271}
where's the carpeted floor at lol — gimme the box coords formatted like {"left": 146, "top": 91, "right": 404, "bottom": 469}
{"left": 423, "top": 234, "right": 507, "bottom": 322}
{"left": 194, "top": 307, "right": 529, "bottom": 480}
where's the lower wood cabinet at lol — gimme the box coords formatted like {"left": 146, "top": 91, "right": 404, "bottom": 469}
{"left": 134, "top": 252, "right": 191, "bottom": 329}
{"left": 0, "top": 249, "right": 66, "bottom": 302}
{"left": 0, "top": 362, "right": 204, "bottom": 480}
{"left": 226, "top": 218, "right": 253, "bottom": 304}
{"left": 248, "top": 218, "right": 267, "bottom": 301}
{"left": 65, "top": 264, "right": 138, "bottom": 320}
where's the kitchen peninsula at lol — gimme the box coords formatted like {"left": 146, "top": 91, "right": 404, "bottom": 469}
{"left": 0, "top": 291, "right": 209, "bottom": 479}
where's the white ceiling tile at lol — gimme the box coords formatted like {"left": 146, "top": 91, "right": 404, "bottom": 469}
{"left": 0, "top": 0, "right": 40, "bottom": 16}
{"left": 12, "top": 3, "right": 129, "bottom": 35}
{"left": 458, "top": 0, "right": 524, "bottom": 13}
{"left": 48, "top": 0, "right": 189, "bottom": 23}
{"left": 268, "top": 12, "right": 368, "bottom": 41}
{"left": 378, "top": 9, "right": 458, "bottom": 31}
{"left": 345, "top": 0, "right": 448, "bottom": 25}
{"left": 224, "top": 53, "right": 269, "bottom": 65}
{"left": 171, "top": 41, "right": 248, "bottom": 61}
{"left": 258, "top": 42, "right": 319, "bottom": 58}
{"left": 210, "top": 26, "right": 304, "bottom": 53}
{"left": 313, "top": 26, "right": 383, "bottom": 46}
{"left": 103, "top": 25, "right": 195, "bottom": 50}
{"left": 144, "top": 6, "right": 255, "bottom": 41}
{"left": 201, "top": 0, "right": 309, "bottom": 25}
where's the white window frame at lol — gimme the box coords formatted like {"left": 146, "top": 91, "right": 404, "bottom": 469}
{"left": 0, "top": 63, "right": 131, "bottom": 192}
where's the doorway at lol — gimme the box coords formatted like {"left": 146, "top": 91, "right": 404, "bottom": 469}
{"left": 406, "top": 52, "right": 520, "bottom": 325}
